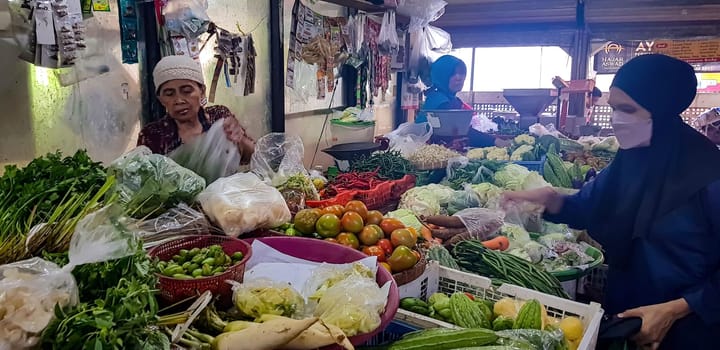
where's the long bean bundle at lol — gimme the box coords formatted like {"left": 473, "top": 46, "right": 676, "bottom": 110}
{"left": 350, "top": 150, "right": 415, "bottom": 180}
{"left": 453, "top": 240, "right": 569, "bottom": 298}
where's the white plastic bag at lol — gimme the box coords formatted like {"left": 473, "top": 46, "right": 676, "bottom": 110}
{"left": 397, "top": 0, "right": 447, "bottom": 29}
{"left": 168, "top": 120, "right": 241, "bottom": 184}
{"left": 378, "top": 11, "right": 400, "bottom": 56}
{"left": 529, "top": 123, "right": 565, "bottom": 138}
{"left": 0, "top": 205, "right": 138, "bottom": 350}
{"left": 472, "top": 115, "right": 498, "bottom": 133}
{"left": 453, "top": 208, "right": 505, "bottom": 240}
{"left": 163, "top": 0, "right": 210, "bottom": 39}
{"left": 197, "top": 173, "right": 292, "bottom": 237}
{"left": 387, "top": 122, "right": 433, "bottom": 157}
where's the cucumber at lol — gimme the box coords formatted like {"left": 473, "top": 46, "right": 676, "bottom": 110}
{"left": 389, "top": 328, "right": 498, "bottom": 350}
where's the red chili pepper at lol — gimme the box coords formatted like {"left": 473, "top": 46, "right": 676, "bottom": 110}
{"left": 464, "top": 292, "right": 475, "bottom": 301}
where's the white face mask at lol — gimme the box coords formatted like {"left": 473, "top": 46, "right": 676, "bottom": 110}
{"left": 611, "top": 110, "right": 653, "bottom": 149}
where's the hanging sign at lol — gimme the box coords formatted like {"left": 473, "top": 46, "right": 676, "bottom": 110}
{"left": 594, "top": 40, "right": 720, "bottom": 74}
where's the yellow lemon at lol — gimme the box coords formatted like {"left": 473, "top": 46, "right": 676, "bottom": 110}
{"left": 559, "top": 316, "right": 584, "bottom": 341}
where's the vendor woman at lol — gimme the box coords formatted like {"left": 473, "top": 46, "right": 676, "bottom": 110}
{"left": 137, "top": 55, "right": 255, "bottom": 164}
{"left": 417, "top": 55, "right": 509, "bottom": 148}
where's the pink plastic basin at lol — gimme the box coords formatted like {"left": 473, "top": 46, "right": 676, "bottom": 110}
{"left": 243, "top": 236, "right": 400, "bottom": 348}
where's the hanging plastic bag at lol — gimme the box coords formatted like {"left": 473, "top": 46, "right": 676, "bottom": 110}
{"left": 197, "top": 173, "right": 292, "bottom": 237}
{"left": 386, "top": 122, "right": 433, "bottom": 157}
{"left": 397, "top": 0, "right": 447, "bottom": 29}
{"left": 162, "top": 0, "right": 210, "bottom": 39}
{"left": 0, "top": 205, "right": 138, "bottom": 350}
{"left": 169, "top": 120, "right": 242, "bottom": 184}
{"left": 378, "top": 11, "right": 400, "bottom": 56}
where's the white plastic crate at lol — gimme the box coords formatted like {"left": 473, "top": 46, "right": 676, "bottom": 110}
{"left": 397, "top": 263, "right": 604, "bottom": 350}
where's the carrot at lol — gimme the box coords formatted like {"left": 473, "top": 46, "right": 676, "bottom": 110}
{"left": 482, "top": 236, "right": 510, "bottom": 251}
{"left": 420, "top": 226, "right": 434, "bottom": 242}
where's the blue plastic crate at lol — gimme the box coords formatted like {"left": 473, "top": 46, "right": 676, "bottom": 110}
{"left": 364, "top": 320, "right": 419, "bottom": 346}
{"left": 512, "top": 156, "right": 546, "bottom": 175}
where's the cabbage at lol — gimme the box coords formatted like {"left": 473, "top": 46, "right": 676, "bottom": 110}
{"left": 493, "top": 164, "right": 531, "bottom": 191}
{"left": 387, "top": 209, "right": 423, "bottom": 233}
{"left": 500, "top": 223, "right": 531, "bottom": 250}
{"left": 314, "top": 275, "right": 385, "bottom": 336}
{"left": 232, "top": 281, "right": 305, "bottom": 320}
{"left": 398, "top": 184, "right": 455, "bottom": 217}
{"left": 470, "top": 182, "right": 504, "bottom": 209}
{"left": 521, "top": 171, "right": 550, "bottom": 190}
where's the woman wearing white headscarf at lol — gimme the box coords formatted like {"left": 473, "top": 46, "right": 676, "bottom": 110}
{"left": 137, "top": 55, "right": 255, "bottom": 164}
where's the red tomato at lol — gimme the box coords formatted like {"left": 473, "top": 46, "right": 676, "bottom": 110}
{"left": 377, "top": 239, "right": 393, "bottom": 255}
{"left": 362, "top": 245, "right": 386, "bottom": 262}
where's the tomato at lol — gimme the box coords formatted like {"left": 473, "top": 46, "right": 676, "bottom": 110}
{"left": 322, "top": 205, "right": 345, "bottom": 218}
{"left": 391, "top": 228, "right": 417, "bottom": 248}
{"left": 293, "top": 209, "right": 321, "bottom": 235}
{"left": 345, "top": 200, "right": 369, "bottom": 221}
{"left": 380, "top": 218, "right": 405, "bottom": 236}
{"left": 316, "top": 214, "right": 341, "bottom": 238}
{"left": 379, "top": 262, "right": 392, "bottom": 273}
{"left": 310, "top": 208, "right": 324, "bottom": 217}
{"left": 324, "top": 238, "right": 338, "bottom": 244}
{"left": 387, "top": 246, "right": 419, "bottom": 273}
{"left": 365, "top": 210, "right": 384, "bottom": 226}
{"left": 407, "top": 227, "right": 419, "bottom": 239}
{"left": 412, "top": 250, "right": 421, "bottom": 261}
{"left": 336, "top": 233, "right": 360, "bottom": 249}
{"left": 341, "top": 211, "right": 364, "bottom": 233}
{"left": 362, "top": 245, "right": 386, "bottom": 262}
{"left": 359, "top": 225, "right": 383, "bottom": 246}
{"left": 377, "top": 239, "right": 393, "bottom": 255}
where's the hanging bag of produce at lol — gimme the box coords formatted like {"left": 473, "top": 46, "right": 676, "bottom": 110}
{"left": 162, "top": 0, "right": 210, "bottom": 39}
{"left": 168, "top": 120, "right": 242, "bottom": 184}
{"left": 251, "top": 133, "right": 320, "bottom": 212}
{"left": 377, "top": 10, "right": 400, "bottom": 56}
{"left": 0, "top": 206, "right": 140, "bottom": 349}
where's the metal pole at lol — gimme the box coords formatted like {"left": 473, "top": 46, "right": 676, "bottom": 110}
{"left": 269, "top": 0, "right": 286, "bottom": 132}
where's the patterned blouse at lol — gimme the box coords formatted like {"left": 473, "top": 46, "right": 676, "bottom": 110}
{"left": 137, "top": 105, "right": 254, "bottom": 164}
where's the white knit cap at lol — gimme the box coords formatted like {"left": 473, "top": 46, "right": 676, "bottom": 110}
{"left": 153, "top": 55, "right": 205, "bottom": 92}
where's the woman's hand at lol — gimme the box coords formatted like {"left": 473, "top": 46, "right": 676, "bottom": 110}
{"left": 619, "top": 298, "right": 691, "bottom": 349}
{"left": 222, "top": 117, "right": 246, "bottom": 144}
{"left": 501, "top": 187, "right": 564, "bottom": 214}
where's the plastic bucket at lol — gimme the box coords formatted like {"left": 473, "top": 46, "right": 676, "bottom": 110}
{"left": 330, "top": 120, "right": 376, "bottom": 145}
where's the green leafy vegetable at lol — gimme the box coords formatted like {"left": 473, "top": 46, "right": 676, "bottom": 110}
{"left": 350, "top": 150, "right": 415, "bottom": 180}
{"left": 108, "top": 151, "right": 205, "bottom": 219}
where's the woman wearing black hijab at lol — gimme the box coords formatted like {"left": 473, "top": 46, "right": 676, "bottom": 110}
{"left": 504, "top": 54, "right": 720, "bottom": 349}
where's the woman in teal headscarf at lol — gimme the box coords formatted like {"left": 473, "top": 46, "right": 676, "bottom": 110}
{"left": 418, "top": 55, "right": 506, "bottom": 148}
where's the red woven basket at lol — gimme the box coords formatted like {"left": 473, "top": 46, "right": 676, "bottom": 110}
{"left": 148, "top": 235, "right": 252, "bottom": 305}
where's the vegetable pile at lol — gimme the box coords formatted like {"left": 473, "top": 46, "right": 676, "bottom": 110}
{"left": 406, "top": 144, "right": 462, "bottom": 168}
{"left": 157, "top": 245, "right": 245, "bottom": 279}
{"left": 398, "top": 292, "right": 586, "bottom": 350}
{"left": 351, "top": 150, "right": 415, "bottom": 180}
{"left": 0, "top": 150, "right": 108, "bottom": 264}
{"left": 286, "top": 201, "right": 424, "bottom": 274}
{"left": 321, "top": 170, "right": 384, "bottom": 198}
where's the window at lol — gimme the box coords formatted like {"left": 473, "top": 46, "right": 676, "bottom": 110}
{"left": 451, "top": 46, "right": 572, "bottom": 92}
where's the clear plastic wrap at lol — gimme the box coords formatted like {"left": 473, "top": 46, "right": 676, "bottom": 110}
{"left": 495, "top": 329, "right": 568, "bottom": 350}
{"left": 229, "top": 278, "right": 305, "bottom": 320}
{"left": 397, "top": 0, "right": 447, "bottom": 29}
{"left": 0, "top": 205, "right": 138, "bottom": 350}
{"left": 196, "top": 173, "right": 292, "bottom": 237}
{"left": 0, "top": 258, "right": 75, "bottom": 350}
{"left": 108, "top": 146, "right": 206, "bottom": 218}
{"left": 313, "top": 274, "right": 386, "bottom": 337}
{"left": 250, "top": 134, "right": 319, "bottom": 203}
{"left": 452, "top": 208, "right": 504, "bottom": 240}
{"left": 386, "top": 122, "right": 433, "bottom": 157}
{"left": 162, "top": 0, "right": 210, "bottom": 39}
{"left": 303, "top": 262, "right": 375, "bottom": 302}
{"left": 135, "top": 203, "right": 212, "bottom": 244}
{"left": 168, "top": 120, "right": 241, "bottom": 184}
{"left": 446, "top": 184, "right": 481, "bottom": 215}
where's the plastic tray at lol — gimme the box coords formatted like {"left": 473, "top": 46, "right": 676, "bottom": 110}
{"left": 513, "top": 156, "right": 547, "bottom": 175}
{"left": 148, "top": 235, "right": 252, "bottom": 306}
{"left": 307, "top": 175, "right": 416, "bottom": 211}
{"left": 241, "top": 236, "right": 400, "bottom": 349}
{"left": 363, "top": 320, "right": 419, "bottom": 346}
{"left": 551, "top": 245, "right": 605, "bottom": 282}
{"left": 398, "top": 263, "right": 604, "bottom": 350}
